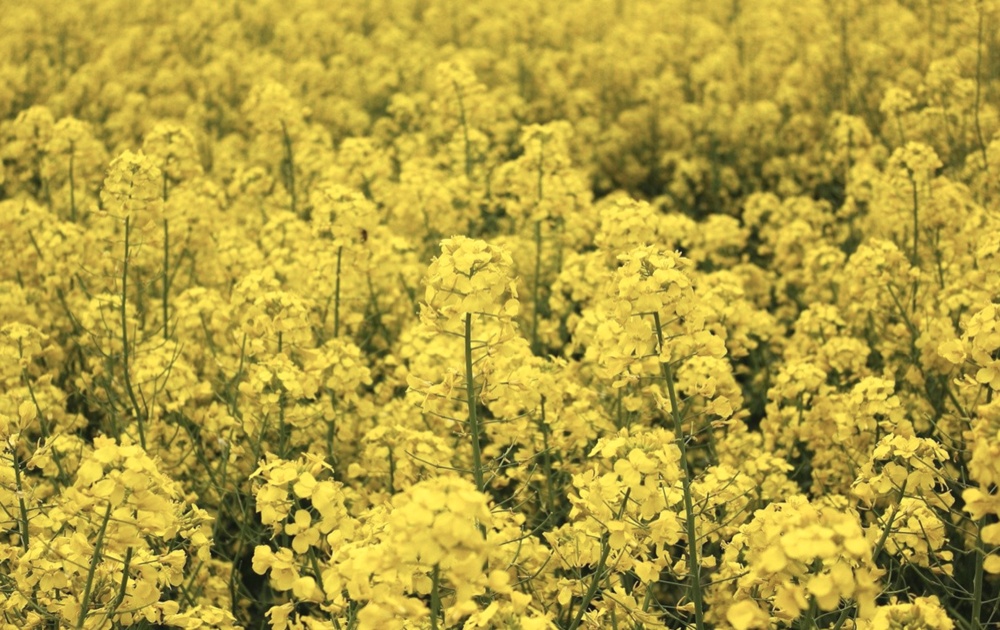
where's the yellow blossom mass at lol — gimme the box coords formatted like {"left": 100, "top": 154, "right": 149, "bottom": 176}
{"left": 1, "top": 0, "right": 999, "bottom": 628}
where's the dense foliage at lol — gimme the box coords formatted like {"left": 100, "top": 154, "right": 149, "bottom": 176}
{"left": 1, "top": 1, "right": 999, "bottom": 628}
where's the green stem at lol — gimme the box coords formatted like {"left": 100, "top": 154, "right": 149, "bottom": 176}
{"left": 539, "top": 397, "right": 555, "bottom": 516}
{"left": 11, "top": 448, "right": 30, "bottom": 551}
{"left": 387, "top": 447, "right": 396, "bottom": 495}
{"left": 652, "top": 312, "right": 705, "bottom": 630}
{"left": 531, "top": 220, "right": 543, "bottom": 355}
{"left": 909, "top": 173, "right": 920, "bottom": 268}
{"left": 972, "top": 518, "right": 985, "bottom": 630}
{"left": 120, "top": 217, "right": 147, "bottom": 450}
{"left": 568, "top": 488, "right": 631, "bottom": 630}
{"left": 326, "top": 404, "right": 337, "bottom": 471}
{"left": 453, "top": 81, "right": 473, "bottom": 180}
{"left": 616, "top": 387, "right": 624, "bottom": 430}
{"left": 334, "top": 246, "right": 343, "bottom": 338}
{"left": 871, "top": 478, "right": 908, "bottom": 562}
{"left": 895, "top": 113, "right": 906, "bottom": 146}
{"left": 430, "top": 564, "right": 441, "bottom": 630}
{"left": 77, "top": 502, "right": 113, "bottom": 629}
{"left": 280, "top": 121, "right": 297, "bottom": 216}
{"left": 830, "top": 605, "right": 852, "bottom": 630}
{"left": 803, "top": 598, "right": 818, "bottom": 629}
{"left": 840, "top": 11, "right": 851, "bottom": 113}
{"left": 22, "top": 372, "right": 70, "bottom": 485}
{"left": 974, "top": 2, "right": 990, "bottom": 179}
{"left": 112, "top": 547, "right": 134, "bottom": 613}
{"left": 163, "top": 219, "right": 170, "bottom": 341}
{"left": 278, "top": 332, "right": 287, "bottom": 458}
{"left": 309, "top": 553, "right": 328, "bottom": 601}
{"left": 464, "top": 313, "right": 485, "bottom": 493}
{"left": 68, "top": 145, "right": 77, "bottom": 222}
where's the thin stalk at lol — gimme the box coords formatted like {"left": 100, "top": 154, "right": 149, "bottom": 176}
{"left": 326, "top": 395, "right": 338, "bottom": 471}
{"left": 11, "top": 448, "right": 30, "bottom": 550}
{"left": 163, "top": 219, "right": 170, "bottom": 341}
{"left": 616, "top": 387, "right": 624, "bottom": 429}
{"left": 120, "top": 217, "right": 147, "bottom": 450}
{"left": 280, "top": 120, "right": 297, "bottom": 215}
{"left": 639, "top": 587, "right": 654, "bottom": 619}
{"left": 972, "top": 518, "right": 986, "bottom": 630}
{"left": 175, "top": 559, "right": 203, "bottom": 608}
{"left": 909, "top": 173, "right": 920, "bottom": 268}
{"left": 568, "top": 488, "right": 631, "bottom": 630}
{"left": 112, "top": 547, "right": 134, "bottom": 613}
{"left": 464, "top": 313, "right": 485, "bottom": 492}
{"left": 327, "top": 414, "right": 337, "bottom": 470}
{"left": 227, "top": 333, "right": 248, "bottom": 420}
{"left": 530, "top": 133, "right": 545, "bottom": 354}
{"left": 840, "top": 11, "right": 852, "bottom": 114}
{"left": 453, "top": 81, "right": 473, "bottom": 180}
{"left": 430, "top": 564, "right": 441, "bottom": 630}
{"left": 277, "top": 331, "right": 288, "bottom": 458}
{"left": 334, "top": 246, "right": 343, "bottom": 338}
{"left": 974, "top": 2, "right": 990, "bottom": 178}
{"left": 871, "top": 479, "right": 908, "bottom": 562}
{"left": 77, "top": 502, "right": 113, "bottom": 629}
{"left": 531, "top": 220, "right": 543, "bottom": 355}
{"left": 653, "top": 312, "right": 705, "bottom": 630}
{"left": 365, "top": 273, "right": 394, "bottom": 349}
{"left": 387, "top": 447, "right": 396, "bottom": 494}
{"left": 68, "top": 144, "right": 77, "bottom": 222}
{"left": 830, "top": 605, "right": 852, "bottom": 630}
{"left": 802, "top": 599, "right": 818, "bottom": 630}
{"left": 909, "top": 173, "right": 921, "bottom": 314}
{"left": 539, "top": 397, "right": 555, "bottom": 516}
{"left": 22, "top": 372, "right": 70, "bottom": 485}
{"left": 895, "top": 113, "right": 907, "bottom": 147}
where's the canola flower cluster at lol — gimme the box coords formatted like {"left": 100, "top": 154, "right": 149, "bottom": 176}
{"left": 1, "top": 0, "right": 1000, "bottom": 628}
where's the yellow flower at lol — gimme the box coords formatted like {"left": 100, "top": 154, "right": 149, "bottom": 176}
{"left": 727, "top": 599, "right": 768, "bottom": 630}
{"left": 421, "top": 236, "right": 520, "bottom": 336}
{"left": 252, "top": 546, "right": 299, "bottom": 591}
{"left": 100, "top": 150, "right": 164, "bottom": 230}
{"left": 862, "top": 595, "right": 955, "bottom": 630}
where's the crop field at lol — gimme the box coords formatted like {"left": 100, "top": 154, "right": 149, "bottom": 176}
{"left": 1, "top": 0, "right": 999, "bottom": 628}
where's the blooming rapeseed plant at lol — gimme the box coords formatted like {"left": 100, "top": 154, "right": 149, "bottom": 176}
{"left": 2, "top": 0, "right": 1000, "bottom": 628}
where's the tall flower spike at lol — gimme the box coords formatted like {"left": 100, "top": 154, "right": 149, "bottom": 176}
{"left": 421, "top": 236, "right": 520, "bottom": 338}
{"left": 141, "top": 122, "right": 203, "bottom": 188}
{"left": 100, "top": 150, "right": 163, "bottom": 233}
{"left": 415, "top": 237, "right": 520, "bottom": 492}
{"left": 309, "top": 183, "right": 375, "bottom": 250}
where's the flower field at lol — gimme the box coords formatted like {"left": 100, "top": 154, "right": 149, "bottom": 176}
{"left": 2, "top": 0, "right": 1000, "bottom": 628}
